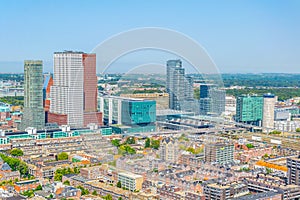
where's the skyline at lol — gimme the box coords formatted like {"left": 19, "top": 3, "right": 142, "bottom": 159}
{"left": 0, "top": 0, "right": 300, "bottom": 73}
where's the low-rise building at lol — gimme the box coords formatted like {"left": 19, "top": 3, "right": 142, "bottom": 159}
{"left": 118, "top": 172, "right": 143, "bottom": 191}
{"left": 205, "top": 142, "right": 234, "bottom": 164}
{"left": 14, "top": 179, "right": 40, "bottom": 193}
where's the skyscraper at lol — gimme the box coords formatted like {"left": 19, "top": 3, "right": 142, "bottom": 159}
{"left": 49, "top": 51, "right": 102, "bottom": 128}
{"left": 166, "top": 59, "right": 195, "bottom": 111}
{"left": 20, "top": 60, "right": 45, "bottom": 130}
{"left": 235, "top": 95, "right": 264, "bottom": 126}
{"left": 43, "top": 73, "right": 53, "bottom": 123}
{"left": 199, "top": 84, "right": 225, "bottom": 116}
{"left": 262, "top": 93, "right": 275, "bottom": 130}
{"left": 166, "top": 60, "right": 185, "bottom": 110}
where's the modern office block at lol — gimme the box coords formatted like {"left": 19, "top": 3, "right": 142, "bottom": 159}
{"left": 121, "top": 100, "right": 156, "bottom": 126}
{"left": 199, "top": 84, "right": 225, "bottom": 116}
{"left": 236, "top": 95, "right": 264, "bottom": 126}
{"left": 98, "top": 96, "right": 156, "bottom": 133}
{"left": 166, "top": 59, "right": 195, "bottom": 112}
{"left": 49, "top": 51, "right": 102, "bottom": 128}
{"left": 20, "top": 60, "right": 45, "bottom": 130}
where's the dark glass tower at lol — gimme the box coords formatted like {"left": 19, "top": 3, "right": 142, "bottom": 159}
{"left": 20, "top": 60, "right": 45, "bottom": 130}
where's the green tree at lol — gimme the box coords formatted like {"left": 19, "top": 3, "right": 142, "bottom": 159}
{"left": 186, "top": 147, "right": 195, "bottom": 154}
{"left": 151, "top": 139, "right": 160, "bottom": 149}
{"left": 269, "top": 130, "right": 281, "bottom": 135}
{"left": 246, "top": 144, "right": 254, "bottom": 148}
{"left": 36, "top": 185, "right": 42, "bottom": 190}
{"left": 296, "top": 128, "right": 300, "bottom": 132}
{"left": 77, "top": 186, "right": 89, "bottom": 195}
{"left": 111, "top": 139, "right": 121, "bottom": 147}
{"left": 92, "top": 190, "right": 97, "bottom": 195}
{"left": 266, "top": 168, "right": 272, "bottom": 174}
{"left": 118, "top": 198, "right": 123, "bottom": 200}
{"left": 145, "top": 138, "right": 151, "bottom": 148}
{"left": 126, "top": 137, "right": 135, "bottom": 144}
{"left": 102, "top": 194, "right": 113, "bottom": 200}
{"left": 57, "top": 152, "right": 68, "bottom": 160}
{"left": 117, "top": 181, "right": 122, "bottom": 188}
{"left": 10, "top": 148, "right": 24, "bottom": 156}
{"left": 63, "top": 180, "right": 70, "bottom": 185}
{"left": 54, "top": 173, "right": 63, "bottom": 181}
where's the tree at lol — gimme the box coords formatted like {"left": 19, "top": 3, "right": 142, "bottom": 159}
{"left": 54, "top": 173, "right": 63, "bottom": 181}
{"left": 269, "top": 130, "right": 281, "bottom": 135}
{"left": 10, "top": 148, "right": 23, "bottom": 156}
{"left": 125, "top": 137, "right": 135, "bottom": 144}
{"left": 57, "top": 152, "right": 68, "bottom": 160}
{"left": 145, "top": 138, "right": 151, "bottom": 148}
{"left": 102, "top": 194, "right": 113, "bottom": 200}
{"left": 118, "top": 198, "right": 123, "bottom": 200}
{"left": 77, "top": 186, "right": 89, "bottom": 195}
{"left": 92, "top": 190, "right": 97, "bottom": 195}
{"left": 266, "top": 168, "right": 272, "bottom": 174}
{"left": 0, "top": 153, "right": 28, "bottom": 175}
{"left": 63, "top": 180, "right": 70, "bottom": 185}
{"left": 296, "top": 128, "right": 300, "bottom": 132}
{"left": 36, "top": 185, "right": 42, "bottom": 190}
{"left": 151, "top": 139, "right": 160, "bottom": 149}
{"left": 117, "top": 181, "right": 122, "bottom": 188}
{"left": 111, "top": 139, "right": 121, "bottom": 147}
{"left": 246, "top": 144, "right": 254, "bottom": 148}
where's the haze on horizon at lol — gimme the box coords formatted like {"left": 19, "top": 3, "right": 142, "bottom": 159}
{"left": 0, "top": 0, "right": 299, "bottom": 73}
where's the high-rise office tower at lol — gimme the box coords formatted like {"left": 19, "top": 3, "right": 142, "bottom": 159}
{"left": 235, "top": 95, "right": 263, "bottom": 126}
{"left": 43, "top": 73, "right": 53, "bottom": 123}
{"left": 166, "top": 60, "right": 185, "bottom": 110}
{"left": 199, "top": 84, "right": 225, "bottom": 116}
{"left": 210, "top": 88, "right": 226, "bottom": 116}
{"left": 49, "top": 51, "right": 102, "bottom": 128}
{"left": 262, "top": 93, "right": 275, "bottom": 130}
{"left": 166, "top": 59, "right": 195, "bottom": 111}
{"left": 20, "top": 60, "right": 45, "bottom": 130}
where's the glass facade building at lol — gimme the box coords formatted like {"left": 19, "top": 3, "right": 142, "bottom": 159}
{"left": 236, "top": 95, "right": 264, "bottom": 126}
{"left": 20, "top": 60, "right": 45, "bottom": 130}
{"left": 99, "top": 96, "right": 156, "bottom": 133}
{"left": 199, "top": 84, "right": 225, "bottom": 116}
{"left": 166, "top": 59, "right": 197, "bottom": 112}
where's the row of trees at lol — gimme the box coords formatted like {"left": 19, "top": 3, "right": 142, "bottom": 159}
{"left": 112, "top": 137, "right": 136, "bottom": 155}
{"left": 0, "top": 153, "right": 28, "bottom": 176}
{"left": 144, "top": 138, "right": 160, "bottom": 149}
{"left": 226, "top": 88, "right": 300, "bottom": 101}
{"left": 54, "top": 167, "right": 81, "bottom": 181}
{"left": 0, "top": 96, "right": 24, "bottom": 106}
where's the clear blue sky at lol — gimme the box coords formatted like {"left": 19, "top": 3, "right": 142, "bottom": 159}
{"left": 0, "top": 0, "right": 299, "bottom": 73}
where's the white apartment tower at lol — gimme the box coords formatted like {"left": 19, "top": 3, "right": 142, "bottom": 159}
{"left": 50, "top": 51, "right": 84, "bottom": 127}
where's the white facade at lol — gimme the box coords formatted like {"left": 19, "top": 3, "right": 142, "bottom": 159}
{"left": 50, "top": 52, "right": 84, "bottom": 127}
{"left": 98, "top": 96, "right": 123, "bottom": 125}
{"left": 262, "top": 96, "right": 275, "bottom": 130}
